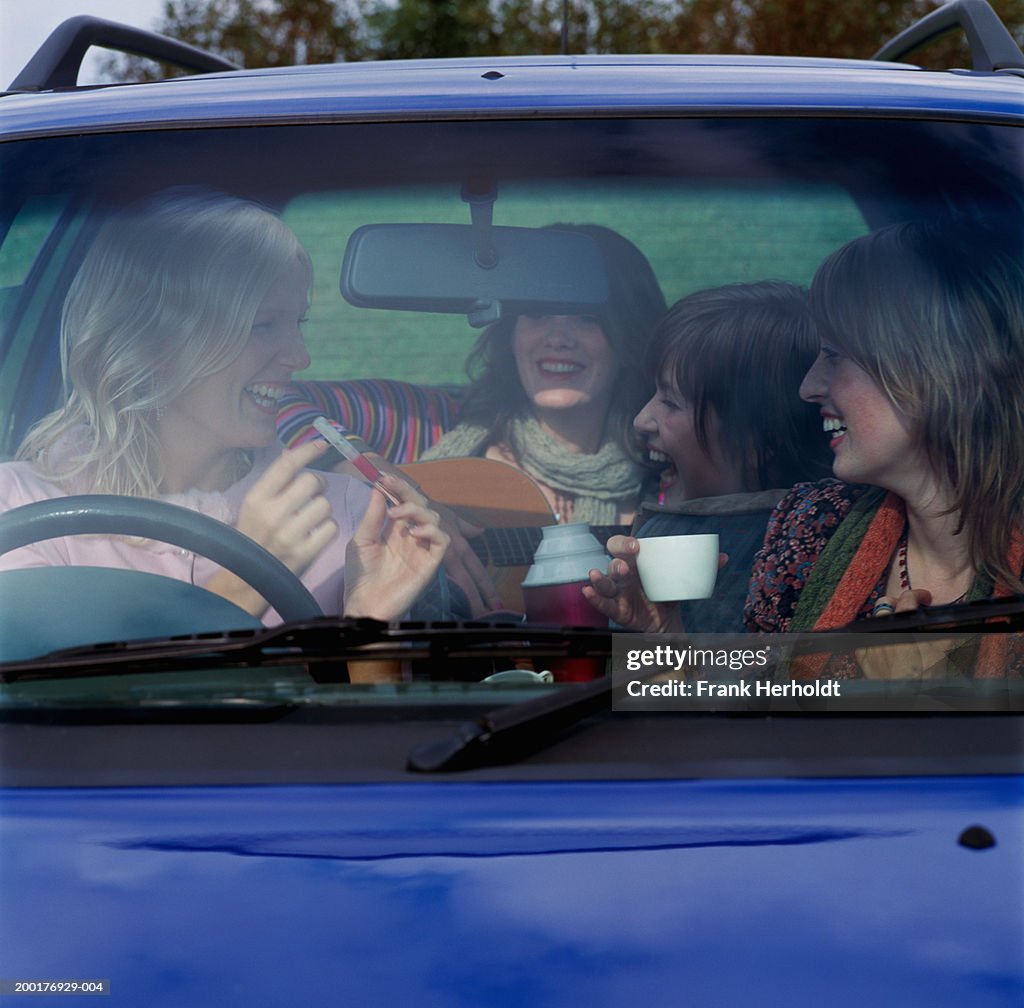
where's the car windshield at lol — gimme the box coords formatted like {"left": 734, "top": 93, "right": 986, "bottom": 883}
{"left": 1, "top": 114, "right": 1022, "bottom": 714}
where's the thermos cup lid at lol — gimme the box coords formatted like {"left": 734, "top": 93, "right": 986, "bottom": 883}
{"left": 520, "top": 522, "right": 609, "bottom": 588}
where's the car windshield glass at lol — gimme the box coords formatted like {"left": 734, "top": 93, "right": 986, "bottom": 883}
{"left": 1, "top": 115, "right": 1021, "bottom": 711}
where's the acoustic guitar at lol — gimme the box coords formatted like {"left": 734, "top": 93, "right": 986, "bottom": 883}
{"left": 398, "top": 457, "right": 628, "bottom": 612}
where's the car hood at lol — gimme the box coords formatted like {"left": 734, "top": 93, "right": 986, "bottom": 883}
{"left": 2, "top": 776, "right": 1021, "bottom": 1006}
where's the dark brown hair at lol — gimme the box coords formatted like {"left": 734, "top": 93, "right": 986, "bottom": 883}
{"left": 457, "top": 223, "right": 666, "bottom": 459}
{"left": 651, "top": 281, "right": 832, "bottom": 490}
{"left": 809, "top": 213, "right": 1024, "bottom": 591}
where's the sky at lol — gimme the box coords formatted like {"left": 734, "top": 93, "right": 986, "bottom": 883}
{"left": 1, "top": 0, "right": 165, "bottom": 87}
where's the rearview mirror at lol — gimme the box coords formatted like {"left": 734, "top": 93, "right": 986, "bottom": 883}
{"left": 340, "top": 223, "right": 609, "bottom": 327}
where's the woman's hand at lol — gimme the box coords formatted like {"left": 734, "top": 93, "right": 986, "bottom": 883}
{"left": 433, "top": 506, "right": 503, "bottom": 616}
{"left": 204, "top": 440, "right": 337, "bottom": 617}
{"left": 858, "top": 588, "right": 952, "bottom": 678}
{"left": 343, "top": 473, "right": 450, "bottom": 621}
{"left": 332, "top": 453, "right": 500, "bottom": 617}
{"left": 235, "top": 440, "right": 338, "bottom": 572}
{"left": 868, "top": 588, "right": 932, "bottom": 620}
{"left": 582, "top": 534, "right": 684, "bottom": 634}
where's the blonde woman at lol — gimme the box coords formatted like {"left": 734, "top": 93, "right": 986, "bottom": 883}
{"left": 0, "top": 188, "right": 448, "bottom": 624}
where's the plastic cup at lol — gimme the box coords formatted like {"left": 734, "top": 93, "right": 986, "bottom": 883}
{"left": 635, "top": 533, "right": 719, "bottom": 602}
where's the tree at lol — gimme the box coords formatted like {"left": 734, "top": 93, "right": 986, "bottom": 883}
{"left": 101, "top": 0, "right": 372, "bottom": 79}
{"left": 102, "top": 0, "right": 1024, "bottom": 80}
{"left": 672, "top": 0, "right": 1024, "bottom": 64}
{"left": 365, "top": 0, "right": 502, "bottom": 59}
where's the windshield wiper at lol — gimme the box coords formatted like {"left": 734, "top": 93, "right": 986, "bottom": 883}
{"left": 0, "top": 618, "right": 611, "bottom": 683}
{"left": 842, "top": 594, "right": 1024, "bottom": 634}
{"left": 407, "top": 596, "right": 1024, "bottom": 772}
{"left": 0, "top": 618, "right": 375, "bottom": 683}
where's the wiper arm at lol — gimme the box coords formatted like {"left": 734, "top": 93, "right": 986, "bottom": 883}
{"left": 407, "top": 673, "right": 613, "bottom": 773}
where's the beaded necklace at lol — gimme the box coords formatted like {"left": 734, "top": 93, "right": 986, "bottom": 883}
{"left": 897, "top": 530, "right": 967, "bottom": 605}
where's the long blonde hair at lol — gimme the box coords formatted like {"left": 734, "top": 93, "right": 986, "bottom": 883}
{"left": 19, "top": 188, "right": 312, "bottom": 496}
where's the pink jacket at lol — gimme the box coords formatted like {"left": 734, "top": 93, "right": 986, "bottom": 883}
{"left": 0, "top": 444, "right": 371, "bottom": 624}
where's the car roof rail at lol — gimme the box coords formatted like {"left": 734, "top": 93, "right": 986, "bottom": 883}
{"left": 7, "top": 15, "right": 240, "bottom": 93}
{"left": 873, "top": 0, "right": 1024, "bottom": 71}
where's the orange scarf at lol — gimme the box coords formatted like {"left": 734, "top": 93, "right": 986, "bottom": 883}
{"left": 790, "top": 490, "right": 1022, "bottom": 678}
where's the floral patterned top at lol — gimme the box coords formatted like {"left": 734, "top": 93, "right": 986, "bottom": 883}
{"left": 745, "top": 479, "right": 1024, "bottom": 679}
{"left": 745, "top": 479, "right": 882, "bottom": 634}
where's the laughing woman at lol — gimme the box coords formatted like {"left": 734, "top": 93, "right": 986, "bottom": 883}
{"left": 587, "top": 214, "right": 1024, "bottom": 678}
{"left": 0, "top": 188, "right": 448, "bottom": 625}
{"left": 629, "top": 281, "right": 832, "bottom": 633}
{"left": 422, "top": 224, "right": 666, "bottom": 526}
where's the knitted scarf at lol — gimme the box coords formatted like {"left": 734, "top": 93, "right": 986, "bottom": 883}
{"left": 422, "top": 417, "right": 643, "bottom": 525}
{"left": 788, "top": 487, "right": 1022, "bottom": 678}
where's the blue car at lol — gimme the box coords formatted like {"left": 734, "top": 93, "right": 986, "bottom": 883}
{"left": 1, "top": 4, "right": 1022, "bottom": 1005}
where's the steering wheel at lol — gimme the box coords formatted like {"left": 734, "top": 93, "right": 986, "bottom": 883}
{"left": 0, "top": 494, "right": 323, "bottom": 625}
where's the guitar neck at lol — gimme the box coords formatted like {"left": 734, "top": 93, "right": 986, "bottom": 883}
{"left": 473, "top": 525, "right": 629, "bottom": 568}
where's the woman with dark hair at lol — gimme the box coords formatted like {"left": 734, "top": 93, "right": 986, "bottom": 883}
{"left": 422, "top": 223, "right": 666, "bottom": 526}
{"left": 629, "top": 281, "right": 832, "bottom": 632}
{"left": 751, "top": 215, "right": 1024, "bottom": 642}
{"left": 587, "top": 215, "right": 1024, "bottom": 678}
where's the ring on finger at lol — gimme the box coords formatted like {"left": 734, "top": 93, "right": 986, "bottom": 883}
{"left": 872, "top": 600, "right": 896, "bottom": 617}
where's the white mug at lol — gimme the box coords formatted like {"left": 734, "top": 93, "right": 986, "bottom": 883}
{"left": 635, "top": 533, "right": 719, "bottom": 602}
